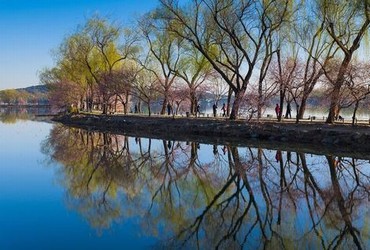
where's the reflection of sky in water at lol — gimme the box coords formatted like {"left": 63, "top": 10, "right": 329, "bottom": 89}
{"left": 0, "top": 120, "right": 369, "bottom": 249}
{"left": 0, "top": 121, "right": 55, "bottom": 198}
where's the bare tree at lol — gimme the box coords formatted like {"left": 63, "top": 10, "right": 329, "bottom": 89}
{"left": 317, "top": 0, "right": 370, "bottom": 123}
{"left": 326, "top": 61, "right": 370, "bottom": 125}
{"left": 138, "top": 12, "right": 181, "bottom": 115}
{"left": 173, "top": 44, "right": 214, "bottom": 115}
{"left": 292, "top": 2, "right": 338, "bottom": 119}
{"left": 131, "top": 66, "right": 161, "bottom": 116}
{"left": 159, "top": 0, "right": 291, "bottom": 119}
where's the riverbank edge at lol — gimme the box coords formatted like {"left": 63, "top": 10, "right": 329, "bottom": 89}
{"left": 53, "top": 113, "right": 370, "bottom": 159}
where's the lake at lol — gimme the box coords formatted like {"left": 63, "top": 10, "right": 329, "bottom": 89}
{"left": 0, "top": 113, "right": 369, "bottom": 249}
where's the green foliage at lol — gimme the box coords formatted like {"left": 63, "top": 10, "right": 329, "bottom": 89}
{"left": 67, "top": 105, "right": 79, "bottom": 114}
{"left": 41, "top": 15, "right": 139, "bottom": 111}
{"left": 0, "top": 89, "right": 20, "bottom": 104}
{"left": 0, "top": 87, "right": 47, "bottom": 105}
{"left": 38, "top": 1, "right": 370, "bottom": 119}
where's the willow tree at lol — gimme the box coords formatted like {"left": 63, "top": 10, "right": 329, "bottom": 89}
{"left": 48, "top": 51, "right": 93, "bottom": 111}
{"left": 292, "top": 2, "right": 337, "bottom": 120}
{"left": 53, "top": 16, "right": 138, "bottom": 114}
{"left": 344, "top": 62, "right": 370, "bottom": 125}
{"left": 174, "top": 44, "right": 214, "bottom": 115}
{"left": 138, "top": 12, "right": 181, "bottom": 115}
{"left": 52, "top": 23, "right": 99, "bottom": 111}
{"left": 256, "top": 0, "right": 295, "bottom": 120}
{"left": 318, "top": 0, "right": 370, "bottom": 123}
{"left": 324, "top": 60, "right": 370, "bottom": 125}
{"left": 0, "top": 89, "right": 21, "bottom": 105}
{"left": 39, "top": 66, "right": 85, "bottom": 110}
{"left": 159, "top": 0, "right": 291, "bottom": 119}
{"left": 82, "top": 17, "right": 138, "bottom": 114}
{"left": 131, "top": 66, "right": 162, "bottom": 116}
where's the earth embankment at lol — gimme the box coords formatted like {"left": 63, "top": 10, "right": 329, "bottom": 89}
{"left": 53, "top": 113, "right": 370, "bottom": 160}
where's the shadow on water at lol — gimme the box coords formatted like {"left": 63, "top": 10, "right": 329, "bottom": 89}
{"left": 42, "top": 124, "right": 370, "bottom": 249}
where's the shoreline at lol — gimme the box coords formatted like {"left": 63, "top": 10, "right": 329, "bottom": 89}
{"left": 53, "top": 113, "right": 370, "bottom": 160}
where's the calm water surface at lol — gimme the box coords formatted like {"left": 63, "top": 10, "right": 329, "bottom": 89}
{"left": 0, "top": 114, "right": 369, "bottom": 249}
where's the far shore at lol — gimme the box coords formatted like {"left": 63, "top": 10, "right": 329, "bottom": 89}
{"left": 53, "top": 113, "right": 370, "bottom": 160}
{"left": 0, "top": 104, "right": 51, "bottom": 108}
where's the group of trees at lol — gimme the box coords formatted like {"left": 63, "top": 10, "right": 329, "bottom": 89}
{"left": 0, "top": 86, "right": 48, "bottom": 105}
{"left": 41, "top": 0, "right": 370, "bottom": 123}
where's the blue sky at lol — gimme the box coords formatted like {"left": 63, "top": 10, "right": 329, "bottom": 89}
{"left": 0, "top": 0, "right": 158, "bottom": 90}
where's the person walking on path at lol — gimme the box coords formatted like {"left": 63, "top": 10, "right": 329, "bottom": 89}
{"left": 275, "top": 104, "right": 280, "bottom": 119}
{"left": 167, "top": 102, "right": 172, "bottom": 115}
{"left": 213, "top": 103, "right": 217, "bottom": 117}
{"left": 286, "top": 102, "right": 292, "bottom": 118}
{"left": 221, "top": 103, "right": 226, "bottom": 117}
{"left": 196, "top": 104, "right": 200, "bottom": 117}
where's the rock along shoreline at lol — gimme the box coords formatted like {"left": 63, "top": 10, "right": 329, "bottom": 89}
{"left": 53, "top": 113, "right": 370, "bottom": 159}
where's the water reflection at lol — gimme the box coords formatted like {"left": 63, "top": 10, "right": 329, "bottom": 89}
{"left": 0, "top": 106, "right": 52, "bottom": 123}
{"left": 42, "top": 125, "right": 370, "bottom": 249}
{"left": 0, "top": 108, "right": 32, "bottom": 123}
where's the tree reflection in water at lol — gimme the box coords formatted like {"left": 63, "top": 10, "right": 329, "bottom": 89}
{"left": 42, "top": 125, "right": 370, "bottom": 249}
{"left": 0, "top": 108, "right": 33, "bottom": 123}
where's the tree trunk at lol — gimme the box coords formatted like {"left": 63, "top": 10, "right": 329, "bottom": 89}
{"left": 279, "top": 91, "right": 285, "bottom": 122}
{"left": 227, "top": 87, "right": 233, "bottom": 117}
{"left": 258, "top": 79, "right": 263, "bottom": 119}
{"left": 295, "top": 103, "right": 300, "bottom": 124}
{"left": 230, "top": 88, "right": 246, "bottom": 120}
{"left": 298, "top": 96, "right": 308, "bottom": 119}
{"left": 148, "top": 100, "right": 151, "bottom": 117}
{"left": 190, "top": 90, "right": 197, "bottom": 115}
{"left": 114, "top": 95, "right": 118, "bottom": 113}
{"left": 326, "top": 85, "right": 341, "bottom": 123}
{"left": 87, "top": 84, "right": 93, "bottom": 112}
{"left": 138, "top": 100, "right": 142, "bottom": 113}
{"left": 124, "top": 91, "right": 129, "bottom": 114}
{"left": 352, "top": 100, "right": 359, "bottom": 126}
{"left": 277, "top": 49, "right": 285, "bottom": 122}
{"left": 326, "top": 14, "right": 370, "bottom": 122}
{"left": 102, "top": 96, "right": 108, "bottom": 115}
{"left": 85, "top": 93, "right": 89, "bottom": 112}
{"left": 161, "top": 96, "right": 168, "bottom": 115}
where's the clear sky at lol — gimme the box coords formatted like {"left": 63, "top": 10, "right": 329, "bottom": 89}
{"left": 0, "top": 0, "right": 158, "bottom": 90}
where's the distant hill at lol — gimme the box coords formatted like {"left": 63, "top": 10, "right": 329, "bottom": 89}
{"left": 0, "top": 85, "right": 49, "bottom": 105}
{"left": 17, "top": 85, "right": 48, "bottom": 94}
